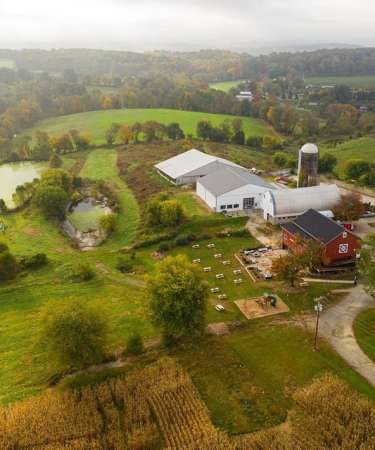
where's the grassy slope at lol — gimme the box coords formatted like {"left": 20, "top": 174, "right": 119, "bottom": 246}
{"left": 210, "top": 80, "right": 246, "bottom": 92}
{"left": 322, "top": 137, "right": 375, "bottom": 178}
{"left": 354, "top": 308, "right": 375, "bottom": 363}
{"left": 80, "top": 148, "right": 140, "bottom": 248}
{"left": 24, "top": 108, "right": 278, "bottom": 144}
{"left": 305, "top": 75, "right": 375, "bottom": 88}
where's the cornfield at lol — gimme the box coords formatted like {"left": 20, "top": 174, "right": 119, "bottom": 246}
{"left": 0, "top": 358, "right": 230, "bottom": 449}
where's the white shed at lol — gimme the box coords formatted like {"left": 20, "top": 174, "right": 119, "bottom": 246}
{"left": 197, "top": 165, "right": 273, "bottom": 213}
{"left": 261, "top": 185, "right": 341, "bottom": 224}
{"left": 154, "top": 149, "right": 240, "bottom": 185}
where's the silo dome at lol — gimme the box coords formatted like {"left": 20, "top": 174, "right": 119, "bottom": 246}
{"left": 301, "top": 143, "right": 319, "bottom": 154}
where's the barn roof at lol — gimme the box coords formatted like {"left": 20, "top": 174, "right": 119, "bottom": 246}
{"left": 269, "top": 185, "right": 341, "bottom": 216}
{"left": 198, "top": 165, "right": 273, "bottom": 197}
{"left": 282, "top": 209, "right": 352, "bottom": 244}
{"left": 154, "top": 149, "right": 239, "bottom": 180}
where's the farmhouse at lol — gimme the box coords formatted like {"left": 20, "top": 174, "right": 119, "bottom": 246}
{"left": 196, "top": 165, "right": 273, "bottom": 213}
{"left": 282, "top": 209, "right": 361, "bottom": 265}
{"left": 154, "top": 149, "right": 240, "bottom": 185}
{"left": 261, "top": 185, "right": 341, "bottom": 224}
{"left": 236, "top": 91, "right": 254, "bottom": 102}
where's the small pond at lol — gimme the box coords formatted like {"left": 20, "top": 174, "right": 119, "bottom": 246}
{"left": 0, "top": 161, "right": 45, "bottom": 208}
{"left": 66, "top": 198, "right": 111, "bottom": 233}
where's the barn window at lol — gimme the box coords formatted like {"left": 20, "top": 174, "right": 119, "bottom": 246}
{"left": 227, "top": 205, "right": 233, "bottom": 209}
{"left": 220, "top": 205, "right": 226, "bottom": 210}
{"left": 234, "top": 204, "right": 239, "bottom": 209}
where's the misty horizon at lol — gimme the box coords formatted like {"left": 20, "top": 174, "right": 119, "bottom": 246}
{"left": 0, "top": 0, "right": 374, "bottom": 52}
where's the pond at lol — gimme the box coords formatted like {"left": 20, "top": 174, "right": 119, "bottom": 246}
{"left": 67, "top": 198, "right": 111, "bottom": 233}
{"left": 0, "top": 161, "right": 46, "bottom": 208}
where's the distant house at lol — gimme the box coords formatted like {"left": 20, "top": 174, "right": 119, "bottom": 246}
{"left": 281, "top": 209, "right": 361, "bottom": 266}
{"left": 236, "top": 91, "right": 254, "bottom": 102}
{"left": 261, "top": 185, "right": 341, "bottom": 224}
{"left": 196, "top": 165, "right": 273, "bottom": 213}
{"left": 154, "top": 149, "right": 240, "bottom": 185}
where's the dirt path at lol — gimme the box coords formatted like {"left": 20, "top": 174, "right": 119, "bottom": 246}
{"left": 317, "top": 285, "right": 375, "bottom": 387}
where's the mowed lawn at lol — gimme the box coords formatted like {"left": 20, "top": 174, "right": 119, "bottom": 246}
{"left": 322, "top": 137, "right": 375, "bottom": 178}
{"left": 79, "top": 148, "right": 140, "bottom": 248}
{"left": 354, "top": 308, "right": 375, "bottom": 363}
{"left": 24, "top": 108, "right": 278, "bottom": 145}
{"left": 305, "top": 75, "right": 375, "bottom": 88}
{"left": 210, "top": 80, "right": 246, "bottom": 92}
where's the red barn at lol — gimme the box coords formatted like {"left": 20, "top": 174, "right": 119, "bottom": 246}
{"left": 281, "top": 209, "right": 361, "bottom": 266}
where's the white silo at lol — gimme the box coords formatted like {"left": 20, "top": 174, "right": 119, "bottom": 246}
{"left": 297, "top": 143, "right": 319, "bottom": 188}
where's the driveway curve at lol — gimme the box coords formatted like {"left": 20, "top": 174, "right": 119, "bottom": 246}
{"left": 319, "top": 285, "right": 375, "bottom": 386}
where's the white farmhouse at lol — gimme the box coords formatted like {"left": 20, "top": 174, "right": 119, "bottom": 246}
{"left": 154, "top": 149, "right": 240, "bottom": 186}
{"left": 261, "top": 185, "right": 341, "bottom": 224}
{"left": 196, "top": 165, "right": 273, "bottom": 213}
{"left": 236, "top": 91, "right": 253, "bottom": 102}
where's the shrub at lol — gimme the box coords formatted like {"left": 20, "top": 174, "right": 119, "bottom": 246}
{"left": 126, "top": 333, "right": 144, "bottom": 356}
{"left": 0, "top": 241, "right": 9, "bottom": 253}
{"left": 174, "top": 234, "right": 196, "bottom": 247}
{"left": 228, "top": 229, "right": 249, "bottom": 238}
{"left": 0, "top": 251, "right": 18, "bottom": 281}
{"left": 99, "top": 213, "right": 117, "bottom": 234}
{"left": 158, "top": 242, "right": 171, "bottom": 253}
{"left": 34, "top": 185, "right": 69, "bottom": 220}
{"left": 20, "top": 253, "right": 48, "bottom": 270}
{"left": 116, "top": 256, "right": 134, "bottom": 273}
{"left": 73, "top": 263, "right": 95, "bottom": 281}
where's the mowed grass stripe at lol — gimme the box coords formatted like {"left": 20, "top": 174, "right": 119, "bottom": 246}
{"left": 24, "top": 108, "right": 278, "bottom": 145}
{"left": 80, "top": 148, "right": 140, "bottom": 247}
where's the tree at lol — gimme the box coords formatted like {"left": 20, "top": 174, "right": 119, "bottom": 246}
{"left": 147, "top": 255, "right": 209, "bottom": 344}
{"left": 39, "top": 299, "right": 108, "bottom": 370}
{"left": 145, "top": 196, "right": 185, "bottom": 228}
{"left": 126, "top": 333, "right": 144, "bottom": 356}
{"left": 99, "top": 213, "right": 117, "bottom": 234}
{"left": 31, "top": 131, "right": 52, "bottom": 161}
{"left": 231, "top": 130, "right": 245, "bottom": 145}
{"left": 49, "top": 153, "right": 63, "bottom": 168}
{"left": 131, "top": 122, "right": 143, "bottom": 143}
{"left": 166, "top": 123, "right": 185, "bottom": 140}
{"left": 0, "top": 249, "right": 18, "bottom": 281}
{"left": 332, "top": 192, "right": 365, "bottom": 221}
{"left": 196, "top": 120, "right": 213, "bottom": 141}
{"left": 344, "top": 159, "right": 372, "bottom": 180}
{"left": 34, "top": 185, "right": 69, "bottom": 220}
{"left": 142, "top": 121, "right": 165, "bottom": 142}
{"left": 271, "top": 254, "right": 301, "bottom": 287}
{"left": 300, "top": 111, "right": 320, "bottom": 137}
{"left": 118, "top": 124, "right": 133, "bottom": 144}
{"left": 105, "top": 123, "right": 120, "bottom": 145}
{"left": 318, "top": 153, "right": 337, "bottom": 173}
{"left": 0, "top": 199, "right": 7, "bottom": 213}
{"left": 40, "top": 169, "right": 72, "bottom": 192}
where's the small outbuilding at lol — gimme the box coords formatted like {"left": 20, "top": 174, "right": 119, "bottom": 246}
{"left": 261, "top": 185, "right": 341, "bottom": 224}
{"left": 196, "top": 165, "right": 273, "bottom": 213}
{"left": 154, "top": 149, "right": 240, "bottom": 185}
{"left": 281, "top": 209, "right": 361, "bottom": 266}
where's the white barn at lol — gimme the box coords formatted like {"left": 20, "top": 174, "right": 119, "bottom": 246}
{"left": 261, "top": 185, "right": 341, "bottom": 224}
{"left": 154, "top": 149, "right": 240, "bottom": 185}
{"left": 197, "top": 165, "right": 274, "bottom": 213}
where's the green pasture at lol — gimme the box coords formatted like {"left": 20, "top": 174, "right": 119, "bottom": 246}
{"left": 0, "top": 59, "right": 16, "bottom": 69}
{"left": 322, "top": 137, "right": 375, "bottom": 178}
{"left": 354, "top": 308, "right": 375, "bottom": 363}
{"left": 24, "top": 108, "right": 278, "bottom": 145}
{"left": 210, "top": 80, "right": 246, "bottom": 92}
{"left": 305, "top": 75, "right": 375, "bottom": 89}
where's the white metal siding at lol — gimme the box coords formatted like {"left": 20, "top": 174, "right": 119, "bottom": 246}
{"left": 217, "top": 185, "right": 269, "bottom": 213}
{"left": 196, "top": 183, "right": 216, "bottom": 210}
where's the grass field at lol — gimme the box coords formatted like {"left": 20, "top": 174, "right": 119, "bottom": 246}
{"left": 0, "top": 59, "right": 16, "bottom": 69}
{"left": 176, "top": 323, "right": 375, "bottom": 435}
{"left": 322, "top": 137, "right": 375, "bottom": 178}
{"left": 305, "top": 75, "right": 375, "bottom": 88}
{"left": 80, "top": 148, "right": 140, "bottom": 248}
{"left": 24, "top": 108, "right": 277, "bottom": 144}
{"left": 353, "top": 308, "right": 375, "bottom": 363}
{"left": 210, "top": 80, "right": 246, "bottom": 92}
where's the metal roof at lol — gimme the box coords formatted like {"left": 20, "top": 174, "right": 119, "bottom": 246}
{"left": 198, "top": 165, "right": 273, "bottom": 197}
{"left": 269, "top": 185, "right": 341, "bottom": 216}
{"left": 282, "top": 209, "right": 350, "bottom": 244}
{"left": 154, "top": 149, "right": 239, "bottom": 180}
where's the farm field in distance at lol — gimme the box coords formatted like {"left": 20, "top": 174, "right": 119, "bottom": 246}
{"left": 305, "top": 75, "right": 375, "bottom": 88}
{"left": 322, "top": 136, "right": 375, "bottom": 178}
{"left": 0, "top": 58, "right": 16, "bottom": 69}
{"left": 23, "top": 108, "right": 277, "bottom": 144}
{"left": 210, "top": 79, "right": 246, "bottom": 92}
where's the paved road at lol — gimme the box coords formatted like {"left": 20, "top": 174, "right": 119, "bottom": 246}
{"left": 319, "top": 285, "right": 375, "bottom": 387}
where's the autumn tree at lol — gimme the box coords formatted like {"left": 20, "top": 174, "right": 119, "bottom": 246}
{"left": 332, "top": 192, "right": 365, "bottom": 221}
{"left": 49, "top": 153, "right": 63, "bottom": 168}
{"left": 118, "top": 124, "right": 133, "bottom": 144}
{"left": 147, "top": 255, "right": 209, "bottom": 344}
{"left": 39, "top": 299, "right": 108, "bottom": 371}
{"left": 105, "top": 123, "right": 120, "bottom": 145}
{"left": 271, "top": 254, "right": 302, "bottom": 287}
{"left": 145, "top": 196, "right": 185, "bottom": 228}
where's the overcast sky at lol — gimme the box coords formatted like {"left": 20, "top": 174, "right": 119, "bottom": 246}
{"left": 0, "top": 0, "right": 374, "bottom": 51}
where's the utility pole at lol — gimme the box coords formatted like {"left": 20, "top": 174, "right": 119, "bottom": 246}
{"left": 314, "top": 297, "right": 324, "bottom": 351}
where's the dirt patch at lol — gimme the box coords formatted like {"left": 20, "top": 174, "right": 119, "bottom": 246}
{"left": 22, "top": 226, "right": 41, "bottom": 236}
{"left": 206, "top": 322, "right": 230, "bottom": 335}
{"left": 235, "top": 295, "right": 289, "bottom": 320}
